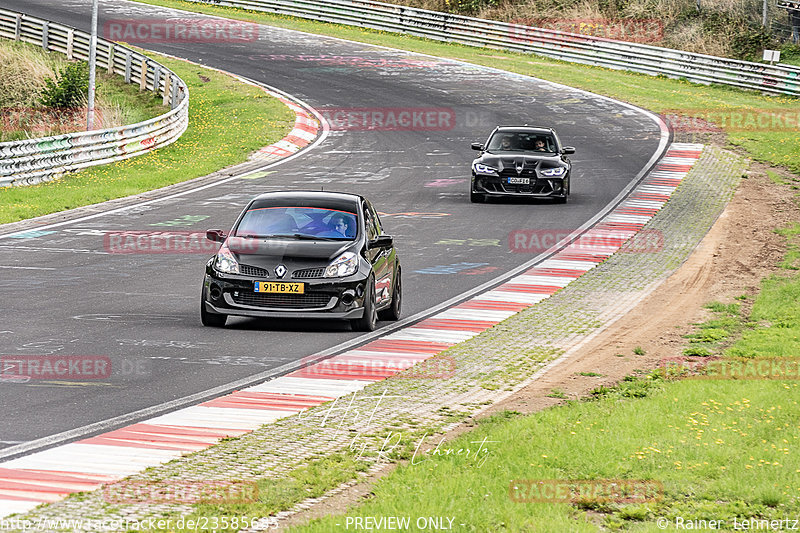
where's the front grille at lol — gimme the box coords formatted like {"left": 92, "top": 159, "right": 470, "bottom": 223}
{"left": 484, "top": 178, "right": 556, "bottom": 195}
{"left": 240, "top": 264, "right": 269, "bottom": 277}
{"left": 499, "top": 168, "right": 537, "bottom": 179}
{"left": 232, "top": 292, "right": 333, "bottom": 309}
{"left": 293, "top": 267, "right": 325, "bottom": 279}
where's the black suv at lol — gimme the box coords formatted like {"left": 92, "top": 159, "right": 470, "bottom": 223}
{"left": 470, "top": 126, "right": 575, "bottom": 203}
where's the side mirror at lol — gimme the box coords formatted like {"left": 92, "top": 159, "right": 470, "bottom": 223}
{"left": 471, "top": 143, "right": 484, "bottom": 151}
{"left": 206, "top": 229, "right": 227, "bottom": 242}
{"left": 369, "top": 235, "right": 393, "bottom": 250}
{"left": 562, "top": 146, "right": 576, "bottom": 155}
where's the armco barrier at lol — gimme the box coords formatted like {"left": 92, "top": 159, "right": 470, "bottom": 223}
{"left": 183, "top": 0, "right": 800, "bottom": 96}
{"left": 0, "top": 8, "right": 188, "bottom": 187}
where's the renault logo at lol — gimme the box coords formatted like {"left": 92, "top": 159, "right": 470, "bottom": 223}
{"left": 516, "top": 161, "right": 524, "bottom": 174}
{"left": 275, "top": 264, "right": 287, "bottom": 278}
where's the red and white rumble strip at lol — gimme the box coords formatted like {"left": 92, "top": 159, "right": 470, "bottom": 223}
{"left": 250, "top": 95, "right": 320, "bottom": 161}
{"left": 0, "top": 143, "right": 702, "bottom": 518}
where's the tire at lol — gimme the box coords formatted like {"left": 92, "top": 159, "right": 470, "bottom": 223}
{"left": 554, "top": 195, "right": 568, "bottom": 204}
{"left": 470, "top": 190, "right": 486, "bottom": 203}
{"left": 378, "top": 267, "right": 402, "bottom": 321}
{"left": 200, "top": 293, "right": 227, "bottom": 327}
{"left": 351, "top": 278, "right": 378, "bottom": 332}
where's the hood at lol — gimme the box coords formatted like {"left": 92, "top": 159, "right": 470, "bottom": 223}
{"left": 478, "top": 152, "right": 564, "bottom": 172}
{"left": 226, "top": 237, "right": 354, "bottom": 267}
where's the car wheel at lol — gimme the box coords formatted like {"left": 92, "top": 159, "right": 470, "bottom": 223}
{"left": 200, "top": 290, "right": 227, "bottom": 327}
{"left": 554, "top": 195, "right": 568, "bottom": 204}
{"left": 470, "top": 190, "right": 486, "bottom": 203}
{"left": 351, "top": 278, "right": 378, "bottom": 332}
{"left": 378, "top": 267, "right": 401, "bottom": 321}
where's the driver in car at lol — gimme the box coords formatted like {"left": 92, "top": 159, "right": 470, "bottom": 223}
{"left": 500, "top": 135, "right": 515, "bottom": 150}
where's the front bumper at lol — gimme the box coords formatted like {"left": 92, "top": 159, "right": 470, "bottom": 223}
{"left": 472, "top": 174, "right": 568, "bottom": 197}
{"left": 203, "top": 265, "right": 369, "bottom": 319}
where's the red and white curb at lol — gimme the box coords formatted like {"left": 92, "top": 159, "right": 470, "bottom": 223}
{"left": 250, "top": 94, "right": 320, "bottom": 162}
{"left": 0, "top": 143, "right": 702, "bottom": 519}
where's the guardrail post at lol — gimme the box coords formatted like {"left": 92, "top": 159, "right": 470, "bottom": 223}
{"left": 124, "top": 53, "right": 132, "bottom": 83}
{"left": 107, "top": 43, "right": 115, "bottom": 74}
{"left": 14, "top": 14, "right": 21, "bottom": 41}
{"left": 41, "top": 21, "right": 49, "bottom": 51}
{"left": 163, "top": 72, "right": 171, "bottom": 106}
{"left": 139, "top": 59, "right": 148, "bottom": 91}
{"left": 171, "top": 79, "right": 179, "bottom": 109}
{"left": 152, "top": 65, "right": 161, "bottom": 94}
{"left": 66, "top": 29, "right": 74, "bottom": 60}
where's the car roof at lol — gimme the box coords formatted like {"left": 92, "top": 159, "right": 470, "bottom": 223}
{"left": 248, "top": 191, "right": 363, "bottom": 212}
{"left": 494, "top": 126, "right": 555, "bottom": 135}
{"left": 250, "top": 190, "right": 362, "bottom": 202}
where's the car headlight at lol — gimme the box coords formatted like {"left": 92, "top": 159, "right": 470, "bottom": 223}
{"left": 540, "top": 167, "right": 566, "bottom": 177}
{"left": 324, "top": 252, "right": 358, "bottom": 278}
{"left": 473, "top": 162, "right": 498, "bottom": 175}
{"left": 214, "top": 245, "right": 240, "bottom": 274}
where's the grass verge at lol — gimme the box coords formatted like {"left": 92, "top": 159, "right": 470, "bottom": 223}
{"left": 164, "top": 454, "right": 369, "bottom": 533}
{"left": 0, "top": 39, "right": 166, "bottom": 141}
{"left": 132, "top": 0, "right": 799, "bottom": 177}
{"left": 283, "top": 229, "right": 800, "bottom": 531}
{"left": 0, "top": 48, "right": 294, "bottom": 224}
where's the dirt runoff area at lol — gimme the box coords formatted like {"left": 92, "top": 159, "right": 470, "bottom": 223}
{"left": 276, "top": 163, "right": 800, "bottom": 530}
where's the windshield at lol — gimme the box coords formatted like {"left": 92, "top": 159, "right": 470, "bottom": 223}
{"left": 487, "top": 132, "right": 556, "bottom": 154}
{"left": 234, "top": 206, "right": 358, "bottom": 240}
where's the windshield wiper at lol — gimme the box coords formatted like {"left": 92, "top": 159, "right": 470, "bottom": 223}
{"left": 261, "top": 233, "right": 342, "bottom": 241}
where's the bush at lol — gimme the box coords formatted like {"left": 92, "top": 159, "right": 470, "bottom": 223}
{"left": 39, "top": 61, "right": 89, "bottom": 108}
{"left": 731, "top": 25, "right": 776, "bottom": 60}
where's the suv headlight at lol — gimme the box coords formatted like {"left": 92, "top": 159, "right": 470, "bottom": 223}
{"left": 473, "top": 162, "right": 498, "bottom": 175}
{"left": 214, "top": 245, "right": 239, "bottom": 274}
{"left": 324, "top": 252, "right": 358, "bottom": 278}
{"left": 540, "top": 167, "right": 566, "bottom": 177}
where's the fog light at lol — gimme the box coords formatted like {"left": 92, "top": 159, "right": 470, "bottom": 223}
{"left": 341, "top": 291, "right": 355, "bottom": 305}
{"left": 209, "top": 284, "right": 223, "bottom": 301}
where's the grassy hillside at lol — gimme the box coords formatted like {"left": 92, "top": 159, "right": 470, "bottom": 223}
{"left": 393, "top": 0, "right": 800, "bottom": 61}
{"left": 0, "top": 40, "right": 168, "bottom": 142}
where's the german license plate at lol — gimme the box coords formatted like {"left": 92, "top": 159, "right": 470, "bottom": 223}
{"left": 508, "top": 177, "right": 530, "bottom": 185}
{"left": 254, "top": 281, "right": 304, "bottom": 294}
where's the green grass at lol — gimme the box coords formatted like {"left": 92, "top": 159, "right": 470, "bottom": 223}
{"left": 158, "top": 454, "right": 368, "bottom": 533}
{"left": 0, "top": 48, "right": 294, "bottom": 224}
{"left": 290, "top": 378, "right": 800, "bottom": 532}
{"left": 284, "top": 228, "right": 800, "bottom": 531}
{"left": 0, "top": 39, "right": 166, "bottom": 142}
{"left": 130, "top": 0, "right": 800, "bottom": 176}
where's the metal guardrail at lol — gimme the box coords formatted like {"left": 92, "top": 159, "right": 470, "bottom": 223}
{"left": 0, "top": 8, "right": 189, "bottom": 187}
{"left": 185, "top": 0, "right": 800, "bottom": 96}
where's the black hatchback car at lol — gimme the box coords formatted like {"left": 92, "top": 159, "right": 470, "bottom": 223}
{"left": 470, "top": 126, "right": 575, "bottom": 203}
{"left": 201, "top": 191, "right": 401, "bottom": 331}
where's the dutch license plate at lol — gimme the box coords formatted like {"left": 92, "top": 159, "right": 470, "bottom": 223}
{"left": 507, "top": 177, "right": 530, "bottom": 185}
{"left": 255, "top": 281, "right": 304, "bottom": 294}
